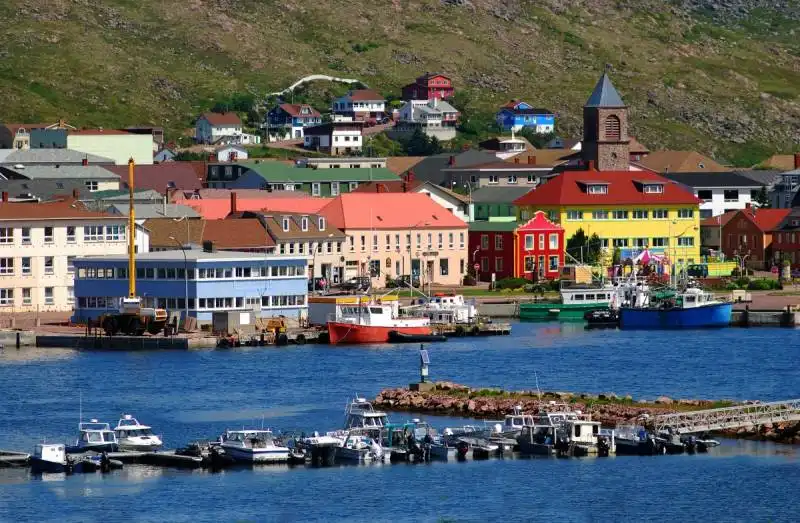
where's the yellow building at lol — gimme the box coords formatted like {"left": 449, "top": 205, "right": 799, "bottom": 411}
{"left": 514, "top": 170, "right": 701, "bottom": 264}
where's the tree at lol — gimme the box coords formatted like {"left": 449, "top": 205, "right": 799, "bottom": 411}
{"left": 755, "top": 185, "right": 771, "bottom": 208}
{"left": 428, "top": 136, "right": 443, "bottom": 155}
{"left": 566, "top": 228, "right": 603, "bottom": 265}
{"left": 612, "top": 247, "right": 622, "bottom": 266}
{"left": 587, "top": 233, "right": 603, "bottom": 265}
{"left": 403, "top": 127, "right": 431, "bottom": 156}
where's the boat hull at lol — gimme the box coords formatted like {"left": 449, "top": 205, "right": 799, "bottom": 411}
{"left": 30, "top": 457, "right": 69, "bottom": 474}
{"left": 619, "top": 303, "right": 732, "bottom": 330}
{"left": 519, "top": 303, "right": 608, "bottom": 321}
{"left": 327, "top": 322, "right": 432, "bottom": 345}
{"left": 222, "top": 446, "right": 290, "bottom": 463}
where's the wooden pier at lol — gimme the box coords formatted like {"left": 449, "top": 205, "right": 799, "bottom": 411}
{"left": 431, "top": 321, "right": 512, "bottom": 337}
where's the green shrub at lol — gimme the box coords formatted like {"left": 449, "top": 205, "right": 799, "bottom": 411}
{"left": 462, "top": 275, "right": 477, "bottom": 286}
{"left": 725, "top": 282, "right": 739, "bottom": 291}
{"left": 494, "top": 277, "right": 529, "bottom": 290}
{"left": 747, "top": 279, "right": 780, "bottom": 290}
{"left": 735, "top": 277, "right": 751, "bottom": 288}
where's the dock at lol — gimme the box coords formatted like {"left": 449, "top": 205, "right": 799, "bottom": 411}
{"left": 36, "top": 334, "right": 217, "bottom": 350}
{"left": 431, "top": 322, "right": 512, "bottom": 337}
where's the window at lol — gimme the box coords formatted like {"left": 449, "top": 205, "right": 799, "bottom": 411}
{"left": 613, "top": 238, "right": 629, "bottom": 248}
{"left": 495, "top": 235, "right": 503, "bottom": 250}
{"left": 678, "top": 208, "right": 694, "bottom": 219}
{"left": 481, "top": 257, "right": 489, "bottom": 272}
{"left": 643, "top": 184, "right": 664, "bottom": 194}
{"left": 440, "top": 258, "right": 449, "bottom": 276}
{"left": 311, "top": 183, "right": 321, "bottom": 196}
{"left": 527, "top": 175, "right": 536, "bottom": 184}
{"left": 592, "top": 210, "right": 609, "bottom": 220}
{"left": 427, "top": 233, "right": 432, "bottom": 249}
{"left": 488, "top": 175, "right": 499, "bottom": 184}
{"left": 604, "top": 115, "right": 621, "bottom": 140}
{"left": 524, "top": 234, "right": 534, "bottom": 250}
{"left": 65, "top": 226, "right": 75, "bottom": 243}
{"left": 599, "top": 238, "right": 609, "bottom": 249}
{"left": 723, "top": 189, "right": 739, "bottom": 202}
{"left": 318, "top": 217, "right": 326, "bottom": 231}
{"left": 508, "top": 175, "right": 517, "bottom": 184}
{"left": 566, "top": 210, "right": 582, "bottom": 221}
{"left": 632, "top": 210, "right": 648, "bottom": 220}
{"left": 0, "top": 228, "right": 12, "bottom": 244}
{"left": 43, "top": 227, "right": 54, "bottom": 243}
{"left": 481, "top": 234, "right": 489, "bottom": 250}
{"left": 373, "top": 235, "right": 378, "bottom": 251}
{"left": 369, "top": 259, "right": 380, "bottom": 277}
{"left": 360, "top": 235, "right": 366, "bottom": 251}
{"left": 549, "top": 234, "right": 558, "bottom": 250}
{"left": 587, "top": 184, "right": 608, "bottom": 195}
{"left": 116, "top": 267, "right": 127, "bottom": 279}
{"left": 349, "top": 182, "right": 358, "bottom": 191}
{"left": 633, "top": 238, "right": 648, "bottom": 248}
{"left": 0, "top": 258, "right": 13, "bottom": 275}
{"left": 495, "top": 257, "right": 503, "bottom": 272}
{"left": 67, "top": 287, "right": 74, "bottom": 304}
{"left": 85, "top": 180, "right": 98, "bottom": 192}
{"left": 84, "top": 225, "right": 104, "bottom": 242}
{"left": 282, "top": 217, "right": 290, "bottom": 232}
{"left": 105, "top": 225, "right": 124, "bottom": 241}
{"left": 538, "top": 234, "right": 545, "bottom": 250}
{"left": 549, "top": 255, "right": 559, "bottom": 271}
{"left": 697, "top": 190, "right": 712, "bottom": 201}
{"left": 548, "top": 211, "right": 558, "bottom": 222}
{"left": 678, "top": 237, "right": 695, "bottom": 247}
{"left": 652, "top": 237, "right": 669, "bottom": 247}
{"left": 612, "top": 210, "right": 628, "bottom": 220}
{"left": 44, "top": 287, "right": 54, "bottom": 305}
{"left": 331, "top": 182, "right": 340, "bottom": 196}
{"left": 0, "top": 289, "right": 13, "bottom": 306}
{"left": 652, "top": 209, "right": 668, "bottom": 219}
{"left": 21, "top": 227, "right": 31, "bottom": 244}
{"left": 301, "top": 216, "right": 309, "bottom": 231}
{"left": 21, "top": 257, "right": 31, "bottom": 275}
{"left": 22, "top": 288, "right": 31, "bottom": 305}
{"left": 437, "top": 233, "right": 443, "bottom": 249}
{"left": 386, "top": 234, "right": 392, "bottom": 251}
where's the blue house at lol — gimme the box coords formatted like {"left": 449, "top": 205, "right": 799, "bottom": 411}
{"left": 72, "top": 250, "right": 308, "bottom": 323}
{"left": 495, "top": 100, "right": 555, "bottom": 134}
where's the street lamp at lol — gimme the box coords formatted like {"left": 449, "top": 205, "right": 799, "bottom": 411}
{"left": 169, "top": 235, "right": 189, "bottom": 325}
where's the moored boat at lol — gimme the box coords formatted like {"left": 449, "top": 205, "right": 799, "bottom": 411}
{"left": 66, "top": 420, "right": 118, "bottom": 454}
{"left": 218, "top": 430, "right": 290, "bottom": 463}
{"left": 519, "top": 281, "right": 616, "bottom": 321}
{"left": 114, "top": 414, "right": 163, "bottom": 451}
{"left": 619, "top": 287, "right": 732, "bottom": 329}
{"left": 387, "top": 330, "right": 447, "bottom": 343}
{"left": 327, "top": 301, "right": 431, "bottom": 344}
{"left": 30, "top": 444, "right": 71, "bottom": 474}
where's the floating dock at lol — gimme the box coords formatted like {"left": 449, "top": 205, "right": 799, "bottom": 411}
{"left": 431, "top": 322, "right": 512, "bottom": 337}
{"left": 36, "top": 334, "right": 218, "bottom": 350}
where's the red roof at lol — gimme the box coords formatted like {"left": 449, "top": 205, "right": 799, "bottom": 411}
{"left": 0, "top": 199, "right": 116, "bottom": 220}
{"left": 203, "top": 219, "right": 273, "bottom": 249}
{"left": 517, "top": 211, "right": 564, "bottom": 232}
{"left": 278, "top": 104, "right": 321, "bottom": 117}
{"left": 200, "top": 112, "right": 242, "bottom": 126}
{"left": 320, "top": 193, "right": 467, "bottom": 230}
{"left": 738, "top": 208, "right": 791, "bottom": 232}
{"left": 347, "top": 89, "right": 384, "bottom": 101}
{"left": 106, "top": 163, "right": 203, "bottom": 194}
{"left": 513, "top": 169, "right": 700, "bottom": 206}
{"left": 700, "top": 210, "right": 737, "bottom": 228}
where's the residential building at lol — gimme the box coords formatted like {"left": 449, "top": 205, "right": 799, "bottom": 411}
{"left": 303, "top": 121, "right": 363, "bottom": 156}
{"left": 770, "top": 210, "right": 800, "bottom": 267}
{"left": 300, "top": 157, "right": 386, "bottom": 169}
{"left": 0, "top": 149, "right": 114, "bottom": 166}
{"left": 443, "top": 158, "right": 553, "bottom": 189}
{"left": 662, "top": 172, "right": 763, "bottom": 218}
{"left": 332, "top": 90, "right": 387, "bottom": 122}
{"left": 495, "top": 101, "right": 555, "bottom": 134}
{"left": 265, "top": 104, "right": 322, "bottom": 140}
{"left": 173, "top": 189, "right": 324, "bottom": 219}
{"left": 515, "top": 211, "right": 565, "bottom": 280}
{"left": 401, "top": 72, "right": 455, "bottom": 100}
{"left": 72, "top": 250, "right": 308, "bottom": 323}
{"left": 195, "top": 112, "right": 252, "bottom": 145}
{"left": 215, "top": 144, "right": 248, "bottom": 163}
{"left": 0, "top": 197, "right": 129, "bottom": 312}
{"left": 105, "top": 163, "right": 204, "bottom": 194}
{"left": 390, "top": 98, "right": 459, "bottom": 141}
{"left": 143, "top": 216, "right": 273, "bottom": 253}
{"left": 319, "top": 193, "right": 468, "bottom": 287}
{"left": 700, "top": 211, "right": 736, "bottom": 251}
{"left": 513, "top": 168, "right": 702, "bottom": 265}
{"left": 769, "top": 167, "right": 800, "bottom": 208}
{"left": 468, "top": 219, "right": 517, "bottom": 281}
{"left": 351, "top": 175, "right": 471, "bottom": 222}
{"left": 478, "top": 134, "right": 535, "bottom": 160}
{"left": 401, "top": 150, "right": 498, "bottom": 186}
{"left": 720, "top": 207, "right": 790, "bottom": 269}
{"left": 0, "top": 165, "right": 120, "bottom": 193}
{"left": 0, "top": 121, "right": 72, "bottom": 149}
{"left": 67, "top": 129, "right": 154, "bottom": 165}
{"left": 636, "top": 150, "right": 730, "bottom": 173}
{"left": 470, "top": 187, "right": 532, "bottom": 221}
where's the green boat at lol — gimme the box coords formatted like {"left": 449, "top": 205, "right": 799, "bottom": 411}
{"left": 519, "top": 283, "right": 615, "bottom": 321}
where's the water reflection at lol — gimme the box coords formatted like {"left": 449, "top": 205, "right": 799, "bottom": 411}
{"left": 0, "top": 346, "right": 76, "bottom": 364}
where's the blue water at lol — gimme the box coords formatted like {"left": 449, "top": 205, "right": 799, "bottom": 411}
{"left": 1, "top": 322, "right": 798, "bottom": 522}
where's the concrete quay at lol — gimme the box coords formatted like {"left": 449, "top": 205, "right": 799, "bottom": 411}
{"left": 36, "top": 334, "right": 217, "bottom": 350}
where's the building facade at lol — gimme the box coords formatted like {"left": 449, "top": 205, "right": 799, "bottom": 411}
{"left": 515, "top": 211, "right": 565, "bottom": 280}
{"left": 663, "top": 172, "right": 761, "bottom": 218}
{"left": 195, "top": 112, "right": 244, "bottom": 144}
{"left": 0, "top": 199, "right": 128, "bottom": 312}
{"left": 303, "top": 122, "right": 363, "bottom": 156}
{"left": 67, "top": 130, "right": 154, "bottom": 166}
{"left": 468, "top": 220, "right": 516, "bottom": 282}
{"left": 72, "top": 251, "right": 308, "bottom": 323}
{"left": 265, "top": 104, "right": 322, "bottom": 140}
{"left": 401, "top": 73, "right": 455, "bottom": 100}
{"left": 332, "top": 90, "right": 386, "bottom": 122}
{"left": 391, "top": 99, "right": 459, "bottom": 141}
{"left": 721, "top": 208, "right": 790, "bottom": 269}
{"left": 495, "top": 101, "right": 555, "bottom": 134}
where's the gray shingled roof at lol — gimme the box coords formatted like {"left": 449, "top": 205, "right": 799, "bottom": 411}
{"left": 471, "top": 186, "right": 533, "bottom": 204}
{"left": 108, "top": 203, "right": 200, "bottom": 219}
{"left": 0, "top": 179, "right": 86, "bottom": 200}
{"left": 733, "top": 169, "right": 782, "bottom": 188}
{"left": 585, "top": 73, "right": 626, "bottom": 108}
{"left": 1, "top": 165, "right": 118, "bottom": 180}
{"left": 0, "top": 148, "right": 114, "bottom": 165}
{"left": 662, "top": 172, "right": 762, "bottom": 188}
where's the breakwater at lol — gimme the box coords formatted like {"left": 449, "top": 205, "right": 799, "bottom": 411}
{"left": 374, "top": 382, "right": 800, "bottom": 445}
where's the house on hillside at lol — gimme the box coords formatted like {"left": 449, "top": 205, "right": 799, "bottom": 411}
{"left": 662, "top": 172, "right": 763, "bottom": 219}
{"left": 303, "top": 121, "right": 363, "bottom": 156}
{"left": 495, "top": 101, "right": 555, "bottom": 134}
{"left": 265, "top": 103, "right": 322, "bottom": 140}
{"left": 443, "top": 158, "right": 554, "bottom": 189}
{"left": 195, "top": 112, "right": 260, "bottom": 146}
{"left": 332, "top": 90, "right": 387, "bottom": 123}
{"left": 215, "top": 144, "right": 248, "bottom": 163}
{"left": 390, "top": 99, "right": 459, "bottom": 141}
{"left": 401, "top": 72, "right": 455, "bottom": 100}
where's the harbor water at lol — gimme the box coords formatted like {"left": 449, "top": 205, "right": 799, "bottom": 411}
{"left": 1, "top": 322, "right": 799, "bottom": 522}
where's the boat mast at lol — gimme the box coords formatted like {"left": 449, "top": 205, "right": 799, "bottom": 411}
{"left": 128, "top": 158, "right": 136, "bottom": 298}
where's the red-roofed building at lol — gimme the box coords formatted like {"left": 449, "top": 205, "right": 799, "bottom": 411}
{"left": 720, "top": 206, "right": 790, "bottom": 268}
{"left": 318, "top": 193, "right": 468, "bottom": 286}
{"left": 699, "top": 210, "right": 737, "bottom": 251}
{"left": 401, "top": 72, "right": 454, "bottom": 101}
{"left": 770, "top": 210, "right": 800, "bottom": 268}
{"left": 333, "top": 90, "right": 387, "bottom": 122}
{"left": 172, "top": 190, "right": 325, "bottom": 219}
{"left": 514, "top": 168, "right": 701, "bottom": 265}
{"left": 515, "top": 212, "right": 565, "bottom": 280}
{"left": 106, "top": 163, "right": 204, "bottom": 194}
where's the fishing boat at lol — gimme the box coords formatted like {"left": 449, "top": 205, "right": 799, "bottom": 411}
{"left": 114, "top": 414, "right": 163, "bottom": 451}
{"left": 619, "top": 287, "right": 732, "bottom": 329}
{"left": 554, "top": 418, "right": 610, "bottom": 457}
{"left": 66, "top": 420, "right": 118, "bottom": 453}
{"left": 414, "top": 294, "right": 479, "bottom": 324}
{"left": 335, "top": 433, "right": 384, "bottom": 463}
{"left": 518, "top": 281, "right": 616, "bottom": 321}
{"left": 30, "top": 444, "right": 71, "bottom": 474}
{"left": 327, "top": 300, "right": 431, "bottom": 344}
{"left": 518, "top": 425, "right": 557, "bottom": 455}
{"left": 342, "top": 396, "right": 389, "bottom": 439}
{"left": 500, "top": 405, "right": 536, "bottom": 439}
{"left": 614, "top": 425, "right": 665, "bottom": 455}
{"left": 218, "top": 430, "right": 290, "bottom": 463}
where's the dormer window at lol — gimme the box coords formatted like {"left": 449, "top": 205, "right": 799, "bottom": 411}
{"left": 301, "top": 216, "right": 309, "bottom": 231}
{"left": 282, "top": 217, "right": 290, "bottom": 232}
{"left": 643, "top": 184, "right": 664, "bottom": 194}
{"left": 318, "top": 217, "right": 326, "bottom": 231}
{"left": 587, "top": 184, "right": 608, "bottom": 195}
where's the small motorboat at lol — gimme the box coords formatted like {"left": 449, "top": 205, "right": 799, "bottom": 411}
{"left": 30, "top": 444, "right": 72, "bottom": 474}
{"left": 335, "top": 433, "right": 384, "bottom": 463}
{"left": 696, "top": 436, "right": 721, "bottom": 452}
{"left": 67, "top": 420, "right": 118, "bottom": 454}
{"left": 218, "top": 430, "right": 290, "bottom": 464}
{"left": 287, "top": 448, "right": 307, "bottom": 465}
{"left": 388, "top": 330, "right": 447, "bottom": 343}
{"left": 584, "top": 309, "right": 620, "bottom": 328}
{"left": 114, "top": 414, "right": 163, "bottom": 451}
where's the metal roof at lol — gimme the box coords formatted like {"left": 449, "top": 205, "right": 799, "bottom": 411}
{"left": 584, "top": 73, "right": 626, "bottom": 108}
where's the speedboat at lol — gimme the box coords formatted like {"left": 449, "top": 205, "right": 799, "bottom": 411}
{"left": 114, "top": 414, "right": 163, "bottom": 451}
{"left": 614, "top": 425, "right": 665, "bottom": 455}
{"left": 343, "top": 396, "right": 389, "bottom": 440}
{"left": 67, "top": 420, "right": 118, "bottom": 453}
{"left": 218, "top": 430, "right": 290, "bottom": 463}
{"left": 335, "top": 433, "right": 384, "bottom": 463}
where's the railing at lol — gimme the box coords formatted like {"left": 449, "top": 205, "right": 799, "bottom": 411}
{"left": 652, "top": 398, "right": 800, "bottom": 434}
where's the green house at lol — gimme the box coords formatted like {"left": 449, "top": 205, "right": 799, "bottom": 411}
{"left": 470, "top": 186, "right": 532, "bottom": 221}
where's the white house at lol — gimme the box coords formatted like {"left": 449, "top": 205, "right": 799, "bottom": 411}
{"left": 67, "top": 130, "right": 154, "bottom": 165}
{"left": 195, "top": 112, "right": 244, "bottom": 144}
{"left": 303, "top": 122, "right": 363, "bottom": 156}
{"left": 215, "top": 145, "right": 248, "bottom": 163}
{"left": 663, "top": 172, "right": 763, "bottom": 218}
{"left": 332, "top": 89, "right": 387, "bottom": 122}
{"left": 0, "top": 197, "right": 131, "bottom": 313}
{"left": 390, "top": 99, "right": 460, "bottom": 141}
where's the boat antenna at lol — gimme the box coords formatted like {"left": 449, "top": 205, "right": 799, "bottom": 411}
{"left": 534, "top": 371, "right": 542, "bottom": 401}
{"left": 79, "top": 391, "right": 82, "bottom": 424}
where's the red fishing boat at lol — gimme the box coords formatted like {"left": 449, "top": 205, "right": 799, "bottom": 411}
{"left": 327, "top": 301, "right": 431, "bottom": 344}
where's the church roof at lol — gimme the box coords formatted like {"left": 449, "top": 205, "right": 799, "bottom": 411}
{"left": 585, "top": 73, "right": 626, "bottom": 108}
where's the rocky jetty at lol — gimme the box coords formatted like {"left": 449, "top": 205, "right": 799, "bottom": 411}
{"left": 374, "top": 382, "right": 800, "bottom": 445}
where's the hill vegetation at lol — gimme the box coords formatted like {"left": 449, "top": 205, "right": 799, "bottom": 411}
{"left": 1, "top": 0, "right": 799, "bottom": 165}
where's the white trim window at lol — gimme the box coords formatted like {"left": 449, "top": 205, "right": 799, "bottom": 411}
{"left": 0, "top": 258, "right": 13, "bottom": 275}
{"left": 677, "top": 209, "right": 694, "bottom": 219}
{"left": 331, "top": 181, "right": 340, "bottom": 196}
{"left": 21, "top": 227, "right": 31, "bottom": 245}
{"left": 84, "top": 225, "right": 104, "bottom": 242}
{"left": 0, "top": 288, "right": 13, "bottom": 306}
{"left": 311, "top": 182, "right": 321, "bottom": 197}
{"left": 566, "top": 210, "right": 582, "bottom": 221}
{"left": 677, "top": 237, "right": 695, "bottom": 247}
{"left": 21, "top": 257, "right": 31, "bottom": 275}
{"left": 0, "top": 227, "right": 13, "bottom": 244}
{"left": 652, "top": 209, "right": 669, "bottom": 219}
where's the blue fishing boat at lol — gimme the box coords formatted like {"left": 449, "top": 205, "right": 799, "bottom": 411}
{"left": 619, "top": 287, "right": 732, "bottom": 329}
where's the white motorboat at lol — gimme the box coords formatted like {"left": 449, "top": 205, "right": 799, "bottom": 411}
{"left": 343, "top": 396, "right": 389, "bottom": 439}
{"left": 415, "top": 294, "right": 479, "bottom": 324}
{"left": 66, "top": 420, "right": 118, "bottom": 453}
{"left": 114, "top": 414, "right": 163, "bottom": 451}
{"left": 500, "top": 405, "right": 536, "bottom": 438}
{"left": 336, "top": 433, "right": 384, "bottom": 463}
{"left": 219, "top": 430, "right": 290, "bottom": 463}
{"left": 30, "top": 444, "right": 69, "bottom": 473}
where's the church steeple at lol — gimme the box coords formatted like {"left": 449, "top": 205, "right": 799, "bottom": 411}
{"left": 582, "top": 69, "right": 630, "bottom": 171}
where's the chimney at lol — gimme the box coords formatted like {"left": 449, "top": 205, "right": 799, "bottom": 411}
{"left": 203, "top": 240, "right": 216, "bottom": 253}
{"left": 230, "top": 191, "right": 237, "bottom": 214}
{"left": 448, "top": 155, "right": 455, "bottom": 166}
{"left": 528, "top": 155, "right": 536, "bottom": 165}
{"left": 514, "top": 157, "right": 520, "bottom": 164}
{"left": 82, "top": 157, "right": 88, "bottom": 166}
{"left": 1, "top": 192, "right": 7, "bottom": 202}
{"left": 72, "top": 188, "right": 80, "bottom": 198}
{"left": 405, "top": 170, "right": 416, "bottom": 184}
{"left": 794, "top": 152, "right": 800, "bottom": 170}
{"left": 402, "top": 181, "right": 408, "bottom": 193}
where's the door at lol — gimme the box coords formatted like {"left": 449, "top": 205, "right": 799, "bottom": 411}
{"left": 411, "top": 259, "right": 421, "bottom": 278}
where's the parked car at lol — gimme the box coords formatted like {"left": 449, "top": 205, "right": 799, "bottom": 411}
{"left": 386, "top": 275, "right": 420, "bottom": 288}
{"left": 339, "top": 277, "right": 371, "bottom": 292}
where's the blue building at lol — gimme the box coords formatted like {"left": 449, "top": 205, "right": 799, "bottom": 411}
{"left": 72, "top": 250, "right": 308, "bottom": 323}
{"left": 495, "top": 100, "right": 555, "bottom": 134}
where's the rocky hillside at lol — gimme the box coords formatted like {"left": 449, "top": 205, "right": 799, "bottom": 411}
{"left": 1, "top": 0, "right": 799, "bottom": 165}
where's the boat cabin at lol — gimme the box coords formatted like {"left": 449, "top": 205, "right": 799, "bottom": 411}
{"left": 344, "top": 397, "right": 389, "bottom": 431}
{"left": 34, "top": 443, "right": 65, "bottom": 463}
{"left": 222, "top": 430, "right": 275, "bottom": 447}
{"left": 336, "top": 302, "right": 401, "bottom": 326}
{"left": 114, "top": 414, "right": 155, "bottom": 438}
{"left": 534, "top": 404, "right": 580, "bottom": 426}
{"left": 677, "top": 287, "right": 718, "bottom": 309}
{"left": 78, "top": 421, "right": 117, "bottom": 446}
{"left": 560, "top": 283, "right": 615, "bottom": 306}
{"left": 422, "top": 294, "right": 478, "bottom": 324}
{"left": 504, "top": 406, "right": 535, "bottom": 432}
{"left": 563, "top": 419, "right": 601, "bottom": 445}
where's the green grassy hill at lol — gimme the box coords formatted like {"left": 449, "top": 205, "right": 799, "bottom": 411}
{"left": 1, "top": 0, "right": 799, "bottom": 165}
